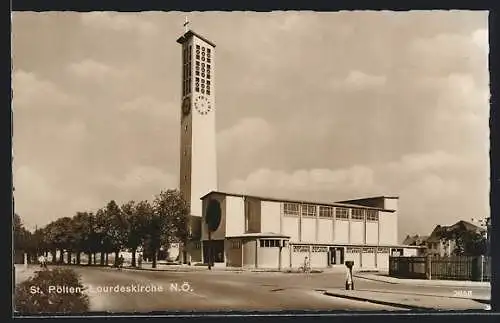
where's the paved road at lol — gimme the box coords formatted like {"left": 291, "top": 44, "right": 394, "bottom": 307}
{"left": 14, "top": 265, "right": 490, "bottom": 312}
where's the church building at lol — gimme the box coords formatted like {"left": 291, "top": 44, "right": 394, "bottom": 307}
{"left": 176, "top": 27, "right": 422, "bottom": 270}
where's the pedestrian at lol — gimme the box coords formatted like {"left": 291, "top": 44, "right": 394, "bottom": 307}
{"left": 119, "top": 255, "right": 124, "bottom": 270}
{"left": 137, "top": 253, "right": 143, "bottom": 268}
{"left": 303, "top": 256, "right": 311, "bottom": 274}
{"left": 38, "top": 255, "right": 47, "bottom": 269}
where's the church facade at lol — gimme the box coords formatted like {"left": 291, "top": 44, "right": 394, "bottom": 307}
{"left": 176, "top": 28, "right": 422, "bottom": 270}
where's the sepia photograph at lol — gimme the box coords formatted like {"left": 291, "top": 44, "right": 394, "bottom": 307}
{"left": 11, "top": 10, "right": 491, "bottom": 314}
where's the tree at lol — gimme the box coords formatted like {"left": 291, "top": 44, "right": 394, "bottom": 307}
{"left": 148, "top": 189, "right": 189, "bottom": 268}
{"left": 442, "top": 225, "right": 487, "bottom": 256}
{"left": 94, "top": 208, "right": 109, "bottom": 265}
{"left": 123, "top": 200, "right": 149, "bottom": 267}
{"left": 13, "top": 213, "right": 32, "bottom": 263}
{"left": 71, "top": 212, "right": 95, "bottom": 265}
{"left": 104, "top": 200, "right": 129, "bottom": 266}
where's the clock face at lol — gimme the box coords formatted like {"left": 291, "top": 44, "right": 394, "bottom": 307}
{"left": 194, "top": 95, "right": 212, "bottom": 115}
{"left": 182, "top": 97, "right": 191, "bottom": 115}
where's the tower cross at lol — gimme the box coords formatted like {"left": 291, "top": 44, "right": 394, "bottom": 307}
{"left": 183, "top": 17, "right": 189, "bottom": 33}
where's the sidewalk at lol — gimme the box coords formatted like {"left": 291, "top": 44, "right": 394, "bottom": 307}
{"left": 14, "top": 264, "right": 40, "bottom": 285}
{"left": 354, "top": 272, "right": 491, "bottom": 288}
{"left": 323, "top": 288, "right": 490, "bottom": 311}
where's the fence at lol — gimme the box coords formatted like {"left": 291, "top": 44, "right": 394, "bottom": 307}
{"left": 389, "top": 255, "right": 490, "bottom": 281}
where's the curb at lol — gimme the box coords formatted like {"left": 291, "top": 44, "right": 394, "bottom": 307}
{"left": 322, "top": 291, "right": 431, "bottom": 310}
{"left": 354, "top": 275, "right": 491, "bottom": 288}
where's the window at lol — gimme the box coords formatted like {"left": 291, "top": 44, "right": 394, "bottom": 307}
{"left": 312, "top": 246, "right": 328, "bottom": 252}
{"left": 202, "top": 46, "right": 205, "bottom": 52}
{"left": 196, "top": 44, "right": 200, "bottom": 50}
{"left": 207, "top": 89, "right": 211, "bottom": 95}
{"left": 346, "top": 247, "right": 361, "bottom": 253}
{"left": 283, "top": 203, "right": 300, "bottom": 216}
{"left": 319, "top": 206, "right": 334, "bottom": 218}
{"left": 351, "top": 208, "right": 365, "bottom": 221}
{"left": 336, "top": 207, "right": 349, "bottom": 220}
{"left": 363, "top": 247, "right": 376, "bottom": 253}
{"left": 301, "top": 204, "right": 317, "bottom": 217}
{"left": 377, "top": 247, "right": 389, "bottom": 253}
{"left": 260, "top": 239, "right": 279, "bottom": 248}
{"left": 293, "top": 245, "right": 309, "bottom": 253}
{"left": 194, "top": 242, "right": 201, "bottom": 249}
{"left": 366, "top": 210, "right": 379, "bottom": 221}
{"left": 196, "top": 61, "right": 200, "bottom": 66}
{"left": 207, "top": 58, "right": 211, "bottom": 63}
{"left": 231, "top": 240, "right": 241, "bottom": 249}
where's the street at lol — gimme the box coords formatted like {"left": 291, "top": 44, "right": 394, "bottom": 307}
{"left": 13, "top": 265, "right": 490, "bottom": 312}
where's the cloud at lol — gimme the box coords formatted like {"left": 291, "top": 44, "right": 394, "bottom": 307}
{"left": 226, "top": 165, "right": 378, "bottom": 198}
{"left": 386, "top": 150, "right": 473, "bottom": 175}
{"left": 12, "top": 70, "right": 77, "bottom": 110}
{"left": 119, "top": 96, "right": 176, "bottom": 119}
{"left": 471, "top": 28, "right": 488, "bottom": 54}
{"left": 331, "top": 70, "right": 387, "bottom": 91}
{"left": 67, "top": 59, "right": 127, "bottom": 80}
{"left": 101, "top": 166, "right": 177, "bottom": 191}
{"left": 218, "top": 117, "right": 274, "bottom": 157}
{"left": 14, "top": 165, "right": 58, "bottom": 202}
{"left": 80, "top": 12, "right": 157, "bottom": 35}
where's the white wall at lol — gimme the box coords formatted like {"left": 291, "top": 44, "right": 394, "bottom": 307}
{"left": 317, "top": 219, "right": 333, "bottom": 243}
{"left": 334, "top": 220, "right": 349, "bottom": 243}
{"left": 183, "top": 36, "right": 218, "bottom": 221}
{"left": 258, "top": 247, "right": 280, "bottom": 268}
{"left": 349, "top": 221, "right": 364, "bottom": 244}
{"left": 378, "top": 211, "right": 397, "bottom": 245}
{"left": 403, "top": 248, "right": 418, "bottom": 257}
{"left": 282, "top": 217, "right": 299, "bottom": 241}
{"left": 300, "top": 218, "right": 316, "bottom": 242}
{"left": 365, "top": 222, "right": 378, "bottom": 245}
{"left": 261, "top": 201, "right": 281, "bottom": 233}
{"left": 225, "top": 196, "right": 245, "bottom": 237}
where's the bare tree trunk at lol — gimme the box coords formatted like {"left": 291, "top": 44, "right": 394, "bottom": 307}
{"left": 51, "top": 250, "right": 57, "bottom": 264}
{"left": 76, "top": 251, "right": 81, "bottom": 265}
{"left": 114, "top": 251, "right": 119, "bottom": 266}
{"left": 131, "top": 248, "right": 137, "bottom": 267}
{"left": 67, "top": 250, "right": 72, "bottom": 264}
{"left": 152, "top": 249, "right": 157, "bottom": 268}
{"left": 59, "top": 249, "right": 64, "bottom": 263}
{"left": 87, "top": 252, "right": 92, "bottom": 265}
{"left": 100, "top": 252, "right": 105, "bottom": 266}
{"left": 93, "top": 252, "right": 97, "bottom": 264}
{"left": 105, "top": 253, "right": 109, "bottom": 266}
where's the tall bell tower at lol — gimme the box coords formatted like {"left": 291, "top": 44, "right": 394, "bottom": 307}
{"left": 177, "top": 26, "right": 218, "bottom": 263}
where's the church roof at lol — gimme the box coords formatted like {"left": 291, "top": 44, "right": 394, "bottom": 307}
{"left": 200, "top": 191, "right": 396, "bottom": 212}
{"left": 176, "top": 29, "right": 216, "bottom": 47}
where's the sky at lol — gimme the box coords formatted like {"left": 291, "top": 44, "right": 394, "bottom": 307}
{"left": 12, "top": 11, "right": 489, "bottom": 242}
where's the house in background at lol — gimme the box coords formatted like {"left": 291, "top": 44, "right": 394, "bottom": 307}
{"left": 424, "top": 220, "right": 485, "bottom": 257}
{"left": 402, "top": 234, "right": 429, "bottom": 247}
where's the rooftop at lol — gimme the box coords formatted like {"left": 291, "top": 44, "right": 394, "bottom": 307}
{"left": 200, "top": 191, "right": 396, "bottom": 212}
{"left": 176, "top": 29, "right": 216, "bottom": 47}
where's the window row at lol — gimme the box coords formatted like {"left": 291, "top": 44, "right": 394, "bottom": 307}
{"left": 259, "top": 239, "right": 282, "bottom": 248}
{"left": 195, "top": 45, "right": 212, "bottom": 63}
{"left": 312, "top": 246, "right": 328, "bottom": 253}
{"left": 283, "top": 203, "right": 379, "bottom": 221}
{"left": 293, "top": 245, "right": 310, "bottom": 253}
{"left": 182, "top": 45, "right": 192, "bottom": 96}
{"left": 231, "top": 240, "right": 241, "bottom": 249}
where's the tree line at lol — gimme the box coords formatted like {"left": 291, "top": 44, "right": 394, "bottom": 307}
{"left": 13, "top": 189, "right": 189, "bottom": 269}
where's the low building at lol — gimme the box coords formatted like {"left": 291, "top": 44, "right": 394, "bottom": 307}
{"left": 197, "top": 191, "right": 423, "bottom": 270}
